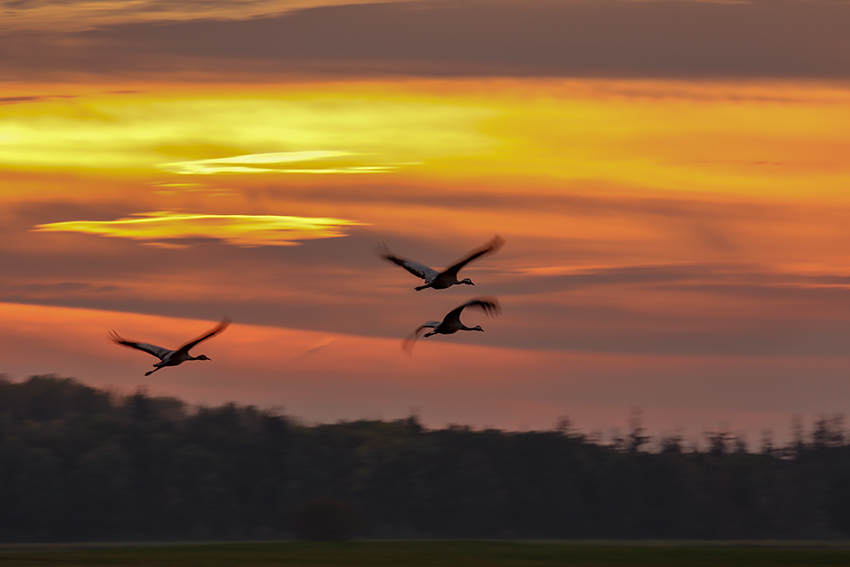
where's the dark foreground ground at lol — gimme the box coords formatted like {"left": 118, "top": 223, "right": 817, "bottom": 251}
{"left": 3, "top": 541, "right": 850, "bottom": 567}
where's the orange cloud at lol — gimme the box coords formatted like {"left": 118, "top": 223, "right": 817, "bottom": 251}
{"left": 33, "top": 211, "right": 367, "bottom": 247}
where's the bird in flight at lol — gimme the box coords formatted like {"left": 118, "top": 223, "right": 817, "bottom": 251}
{"left": 110, "top": 318, "right": 230, "bottom": 376}
{"left": 379, "top": 235, "right": 504, "bottom": 291}
{"left": 404, "top": 298, "right": 501, "bottom": 352}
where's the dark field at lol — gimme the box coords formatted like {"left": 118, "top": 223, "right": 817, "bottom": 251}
{"left": 3, "top": 541, "right": 850, "bottom": 567}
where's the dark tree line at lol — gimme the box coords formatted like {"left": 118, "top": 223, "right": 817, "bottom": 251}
{"left": 2, "top": 374, "right": 850, "bottom": 541}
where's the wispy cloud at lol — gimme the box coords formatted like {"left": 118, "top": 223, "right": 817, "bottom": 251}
{"left": 0, "top": 95, "right": 75, "bottom": 105}
{"left": 159, "top": 150, "right": 400, "bottom": 175}
{"left": 33, "top": 211, "right": 367, "bottom": 247}
{"left": 1, "top": 0, "right": 413, "bottom": 32}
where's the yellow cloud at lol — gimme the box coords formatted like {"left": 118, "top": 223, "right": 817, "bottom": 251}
{"left": 4, "top": 79, "right": 850, "bottom": 203}
{"left": 34, "top": 211, "right": 367, "bottom": 247}
{"left": 0, "top": 86, "right": 489, "bottom": 177}
{"left": 160, "top": 150, "right": 399, "bottom": 175}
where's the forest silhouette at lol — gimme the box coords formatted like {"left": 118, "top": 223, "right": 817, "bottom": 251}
{"left": 2, "top": 374, "right": 850, "bottom": 542}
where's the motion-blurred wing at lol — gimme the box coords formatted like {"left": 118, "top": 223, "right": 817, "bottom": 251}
{"left": 109, "top": 331, "right": 170, "bottom": 361}
{"left": 379, "top": 244, "right": 439, "bottom": 281}
{"left": 443, "top": 297, "right": 502, "bottom": 325}
{"left": 402, "top": 324, "right": 437, "bottom": 354}
{"left": 443, "top": 235, "right": 505, "bottom": 277}
{"left": 177, "top": 318, "right": 231, "bottom": 353}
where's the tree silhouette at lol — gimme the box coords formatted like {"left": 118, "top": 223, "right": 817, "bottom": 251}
{"left": 2, "top": 375, "right": 850, "bottom": 541}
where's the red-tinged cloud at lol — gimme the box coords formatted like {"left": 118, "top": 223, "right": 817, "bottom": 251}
{"left": 5, "top": 171, "right": 850, "bottom": 360}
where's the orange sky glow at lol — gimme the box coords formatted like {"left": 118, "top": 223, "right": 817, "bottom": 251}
{"left": 4, "top": 0, "right": 850, "bottom": 445}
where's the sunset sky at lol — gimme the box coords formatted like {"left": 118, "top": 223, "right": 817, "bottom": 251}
{"left": 3, "top": 0, "right": 850, "bottom": 445}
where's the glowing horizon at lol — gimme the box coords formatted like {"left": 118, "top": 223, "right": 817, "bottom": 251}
{"left": 2, "top": 80, "right": 849, "bottom": 202}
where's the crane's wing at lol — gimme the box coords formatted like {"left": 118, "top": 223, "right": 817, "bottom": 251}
{"left": 443, "top": 297, "right": 502, "bottom": 326}
{"left": 378, "top": 243, "right": 439, "bottom": 281}
{"left": 110, "top": 331, "right": 170, "bottom": 361}
{"left": 442, "top": 235, "right": 504, "bottom": 278}
{"left": 177, "top": 318, "right": 231, "bottom": 353}
{"left": 402, "top": 323, "right": 439, "bottom": 354}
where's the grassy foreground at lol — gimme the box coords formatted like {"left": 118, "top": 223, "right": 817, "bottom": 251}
{"left": 3, "top": 540, "right": 850, "bottom": 566}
